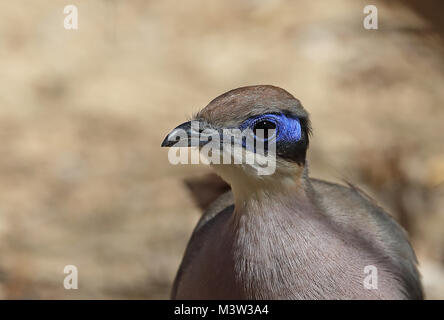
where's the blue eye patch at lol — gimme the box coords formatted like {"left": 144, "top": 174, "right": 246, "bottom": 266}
{"left": 239, "top": 113, "right": 302, "bottom": 143}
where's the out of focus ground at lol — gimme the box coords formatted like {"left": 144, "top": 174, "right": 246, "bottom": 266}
{"left": 0, "top": 0, "right": 443, "bottom": 299}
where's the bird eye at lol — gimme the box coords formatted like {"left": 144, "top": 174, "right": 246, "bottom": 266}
{"left": 253, "top": 120, "right": 276, "bottom": 140}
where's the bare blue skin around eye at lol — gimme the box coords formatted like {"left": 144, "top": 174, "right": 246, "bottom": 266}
{"left": 239, "top": 113, "right": 301, "bottom": 145}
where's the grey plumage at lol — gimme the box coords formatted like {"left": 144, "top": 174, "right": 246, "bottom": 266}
{"left": 162, "top": 85, "right": 423, "bottom": 300}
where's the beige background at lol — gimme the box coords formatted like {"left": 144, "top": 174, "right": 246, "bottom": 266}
{"left": 0, "top": 0, "right": 443, "bottom": 299}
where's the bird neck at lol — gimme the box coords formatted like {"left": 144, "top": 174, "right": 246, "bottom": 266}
{"left": 230, "top": 170, "right": 313, "bottom": 224}
{"left": 224, "top": 171, "right": 326, "bottom": 299}
{"left": 227, "top": 164, "right": 310, "bottom": 211}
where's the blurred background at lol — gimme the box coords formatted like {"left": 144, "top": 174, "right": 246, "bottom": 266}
{"left": 0, "top": 0, "right": 443, "bottom": 299}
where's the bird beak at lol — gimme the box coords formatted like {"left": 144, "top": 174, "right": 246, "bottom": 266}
{"left": 161, "top": 121, "right": 194, "bottom": 147}
{"left": 162, "top": 120, "right": 217, "bottom": 148}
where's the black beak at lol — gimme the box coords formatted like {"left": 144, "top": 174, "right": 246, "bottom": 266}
{"left": 161, "top": 121, "right": 232, "bottom": 149}
{"left": 161, "top": 121, "right": 194, "bottom": 147}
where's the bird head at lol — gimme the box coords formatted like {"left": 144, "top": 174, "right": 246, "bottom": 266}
{"left": 161, "top": 85, "right": 311, "bottom": 197}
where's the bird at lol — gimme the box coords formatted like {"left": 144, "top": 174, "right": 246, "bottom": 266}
{"left": 161, "top": 85, "right": 423, "bottom": 300}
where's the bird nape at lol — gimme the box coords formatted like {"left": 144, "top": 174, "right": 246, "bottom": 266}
{"left": 161, "top": 85, "right": 423, "bottom": 300}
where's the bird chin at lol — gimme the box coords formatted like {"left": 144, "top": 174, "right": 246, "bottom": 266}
{"left": 199, "top": 144, "right": 277, "bottom": 176}
{"left": 211, "top": 158, "right": 301, "bottom": 185}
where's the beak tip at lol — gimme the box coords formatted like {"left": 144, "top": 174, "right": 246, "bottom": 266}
{"left": 161, "top": 121, "right": 194, "bottom": 148}
{"left": 161, "top": 135, "right": 171, "bottom": 147}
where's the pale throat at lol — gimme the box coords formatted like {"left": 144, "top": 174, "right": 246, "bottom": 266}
{"left": 213, "top": 162, "right": 308, "bottom": 218}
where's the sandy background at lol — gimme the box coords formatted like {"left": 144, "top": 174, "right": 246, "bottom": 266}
{"left": 0, "top": 0, "right": 443, "bottom": 299}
